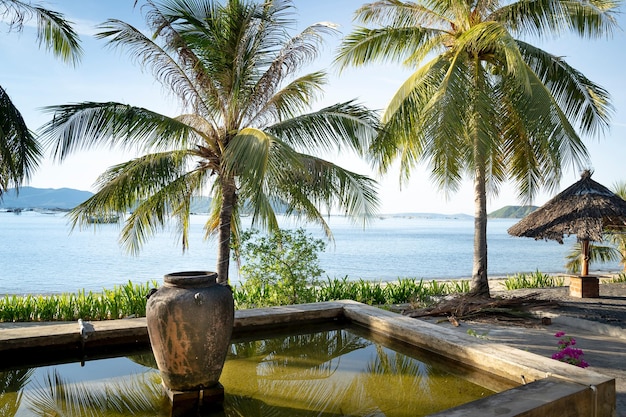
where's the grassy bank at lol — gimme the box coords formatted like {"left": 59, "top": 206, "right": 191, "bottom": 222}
{"left": 1, "top": 272, "right": 623, "bottom": 323}
{"left": 0, "top": 281, "right": 156, "bottom": 323}
{"left": 0, "top": 277, "right": 469, "bottom": 322}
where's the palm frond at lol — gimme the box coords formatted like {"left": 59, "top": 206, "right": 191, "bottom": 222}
{"left": 96, "top": 18, "right": 213, "bottom": 117}
{"left": 247, "top": 71, "right": 327, "bottom": 126}
{"left": 517, "top": 41, "right": 612, "bottom": 138}
{"left": 494, "top": 0, "right": 620, "bottom": 39}
{"left": 354, "top": 0, "right": 451, "bottom": 29}
{"left": 0, "top": 85, "right": 41, "bottom": 194}
{"left": 334, "top": 25, "right": 442, "bottom": 71}
{"left": 67, "top": 150, "right": 197, "bottom": 253}
{"left": 565, "top": 241, "right": 621, "bottom": 273}
{"left": 509, "top": 61, "right": 590, "bottom": 200}
{"left": 246, "top": 21, "right": 338, "bottom": 120}
{"left": 455, "top": 21, "right": 530, "bottom": 89}
{"left": 118, "top": 171, "right": 204, "bottom": 255}
{"left": 268, "top": 100, "right": 380, "bottom": 156}
{"left": 275, "top": 155, "right": 381, "bottom": 230}
{"left": 41, "top": 102, "right": 198, "bottom": 160}
{"left": 2, "top": 0, "right": 82, "bottom": 64}
{"left": 224, "top": 129, "right": 297, "bottom": 234}
{"left": 25, "top": 369, "right": 162, "bottom": 416}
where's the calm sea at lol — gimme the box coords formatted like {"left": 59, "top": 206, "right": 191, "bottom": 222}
{"left": 0, "top": 211, "right": 620, "bottom": 295}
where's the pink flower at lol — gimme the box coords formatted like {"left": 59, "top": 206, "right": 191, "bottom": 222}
{"left": 551, "top": 331, "right": 589, "bottom": 368}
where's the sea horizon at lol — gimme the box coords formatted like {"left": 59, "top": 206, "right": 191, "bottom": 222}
{"left": 1, "top": 211, "right": 621, "bottom": 295}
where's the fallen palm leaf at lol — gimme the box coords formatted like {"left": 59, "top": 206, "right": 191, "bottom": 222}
{"left": 403, "top": 294, "right": 559, "bottom": 323}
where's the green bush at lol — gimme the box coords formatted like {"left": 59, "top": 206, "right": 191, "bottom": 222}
{"left": 235, "top": 228, "right": 326, "bottom": 307}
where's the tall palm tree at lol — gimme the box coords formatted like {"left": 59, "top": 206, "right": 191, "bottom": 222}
{"left": 335, "top": 0, "right": 617, "bottom": 296}
{"left": 0, "top": 0, "right": 82, "bottom": 196}
{"left": 41, "top": 0, "right": 380, "bottom": 284}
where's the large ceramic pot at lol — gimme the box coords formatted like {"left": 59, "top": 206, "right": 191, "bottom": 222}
{"left": 146, "top": 271, "right": 234, "bottom": 391}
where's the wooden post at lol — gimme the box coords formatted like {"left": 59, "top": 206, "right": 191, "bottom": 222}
{"left": 581, "top": 239, "right": 590, "bottom": 276}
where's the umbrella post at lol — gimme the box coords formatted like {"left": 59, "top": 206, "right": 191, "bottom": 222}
{"left": 581, "top": 239, "right": 590, "bottom": 277}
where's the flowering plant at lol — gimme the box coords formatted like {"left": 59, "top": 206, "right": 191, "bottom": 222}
{"left": 551, "top": 331, "right": 589, "bottom": 368}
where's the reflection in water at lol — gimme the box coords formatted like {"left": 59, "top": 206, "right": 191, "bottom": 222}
{"left": 221, "top": 329, "right": 494, "bottom": 416}
{"left": 26, "top": 370, "right": 164, "bottom": 417}
{"left": 6, "top": 328, "right": 496, "bottom": 416}
{"left": 0, "top": 369, "right": 34, "bottom": 416}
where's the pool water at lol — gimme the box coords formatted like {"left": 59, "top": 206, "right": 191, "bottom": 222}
{"left": 2, "top": 326, "right": 504, "bottom": 416}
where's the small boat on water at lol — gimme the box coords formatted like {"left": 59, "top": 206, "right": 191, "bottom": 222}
{"left": 87, "top": 214, "right": 120, "bottom": 224}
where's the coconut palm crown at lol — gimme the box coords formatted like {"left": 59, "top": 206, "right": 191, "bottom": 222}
{"left": 1, "top": 0, "right": 82, "bottom": 195}
{"left": 335, "top": 0, "right": 618, "bottom": 296}
{"left": 40, "top": 0, "right": 380, "bottom": 284}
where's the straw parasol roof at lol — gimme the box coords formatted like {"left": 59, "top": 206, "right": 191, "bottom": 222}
{"left": 508, "top": 170, "right": 626, "bottom": 275}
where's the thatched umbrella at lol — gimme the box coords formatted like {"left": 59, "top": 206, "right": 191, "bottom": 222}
{"left": 508, "top": 170, "right": 626, "bottom": 276}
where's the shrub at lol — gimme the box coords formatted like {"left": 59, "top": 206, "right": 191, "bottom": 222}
{"left": 235, "top": 228, "right": 326, "bottom": 307}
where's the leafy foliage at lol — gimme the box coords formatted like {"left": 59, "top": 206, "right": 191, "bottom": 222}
{"left": 236, "top": 228, "right": 326, "bottom": 306}
{"left": 503, "top": 271, "right": 565, "bottom": 290}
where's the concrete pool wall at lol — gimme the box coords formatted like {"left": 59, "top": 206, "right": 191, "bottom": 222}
{"left": 0, "top": 300, "right": 616, "bottom": 416}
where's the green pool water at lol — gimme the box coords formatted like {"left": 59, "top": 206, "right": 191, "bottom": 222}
{"left": 1, "top": 326, "right": 510, "bottom": 416}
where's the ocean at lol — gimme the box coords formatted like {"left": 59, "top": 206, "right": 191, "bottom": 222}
{"left": 0, "top": 211, "right": 620, "bottom": 295}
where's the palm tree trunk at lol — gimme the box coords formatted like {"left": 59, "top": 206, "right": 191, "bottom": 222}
{"left": 216, "top": 175, "right": 237, "bottom": 284}
{"left": 471, "top": 161, "right": 490, "bottom": 297}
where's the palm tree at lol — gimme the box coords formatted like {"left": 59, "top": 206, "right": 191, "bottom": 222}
{"left": 41, "top": 0, "right": 380, "bottom": 284}
{"left": 0, "top": 0, "right": 82, "bottom": 195}
{"left": 335, "top": 0, "right": 617, "bottom": 296}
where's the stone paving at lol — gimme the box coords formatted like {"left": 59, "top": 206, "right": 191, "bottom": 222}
{"left": 432, "top": 281, "right": 626, "bottom": 416}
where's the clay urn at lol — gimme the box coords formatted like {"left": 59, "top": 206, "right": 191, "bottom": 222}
{"left": 146, "top": 271, "right": 234, "bottom": 391}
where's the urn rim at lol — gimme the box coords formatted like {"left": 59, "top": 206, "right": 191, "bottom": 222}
{"left": 163, "top": 271, "right": 218, "bottom": 287}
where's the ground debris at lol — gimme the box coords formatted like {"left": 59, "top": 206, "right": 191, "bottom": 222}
{"left": 402, "top": 293, "right": 560, "bottom": 324}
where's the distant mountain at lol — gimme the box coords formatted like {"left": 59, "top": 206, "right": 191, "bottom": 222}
{"left": 0, "top": 187, "right": 93, "bottom": 210}
{"left": 1, "top": 187, "right": 216, "bottom": 213}
{"left": 190, "top": 196, "right": 212, "bottom": 213}
{"left": 488, "top": 205, "right": 538, "bottom": 219}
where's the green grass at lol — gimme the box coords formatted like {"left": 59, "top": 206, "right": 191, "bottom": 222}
{"left": 233, "top": 276, "right": 471, "bottom": 309}
{"left": 0, "top": 276, "right": 470, "bottom": 322}
{"left": 0, "top": 280, "right": 157, "bottom": 322}
{"left": 503, "top": 270, "right": 565, "bottom": 290}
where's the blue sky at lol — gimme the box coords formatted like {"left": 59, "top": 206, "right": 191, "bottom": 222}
{"left": 2, "top": 0, "right": 625, "bottom": 215}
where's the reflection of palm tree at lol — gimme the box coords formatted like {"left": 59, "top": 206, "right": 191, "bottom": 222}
{"left": 228, "top": 330, "right": 369, "bottom": 381}
{"left": 360, "top": 345, "right": 493, "bottom": 415}
{"left": 223, "top": 329, "right": 375, "bottom": 415}
{"left": 25, "top": 369, "right": 164, "bottom": 417}
{"left": 0, "top": 369, "right": 34, "bottom": 417}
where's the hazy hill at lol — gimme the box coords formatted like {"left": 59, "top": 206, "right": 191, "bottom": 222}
{"left": 4, "top": 186, "right": 530, "bottom": 217}
{"left": 488, "top": 205, "right": 538, "bottom": 219}
{"left": 0, "top": 187, "right": 216, "bottom": 213}
{"left": 0, "top": 187, "right": 93, "bottom": 210}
